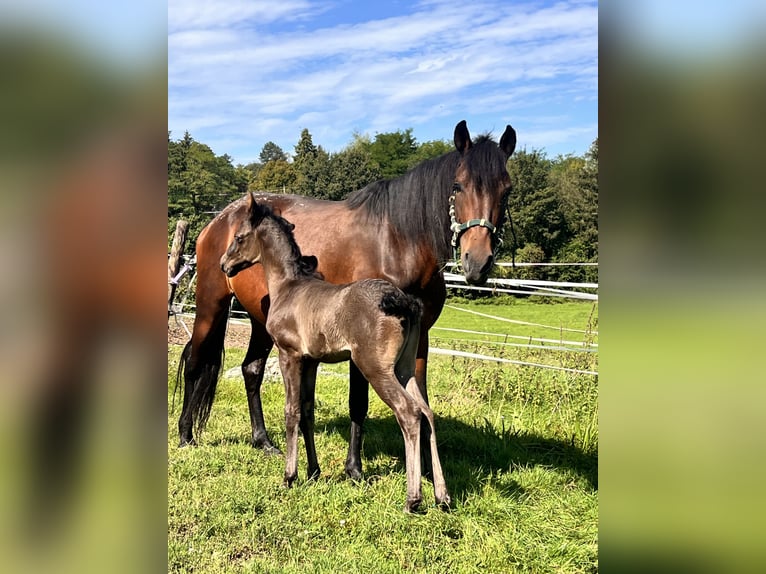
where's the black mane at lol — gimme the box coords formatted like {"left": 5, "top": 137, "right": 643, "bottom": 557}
{"left": 258, "top": 205, "right": 321, "bottom": 278}
{"left": 345, "top": 133, "right": 506, "bottom": 263}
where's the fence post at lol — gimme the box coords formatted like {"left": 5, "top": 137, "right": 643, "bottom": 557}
{"left": 168, "top": 220, "right": 189, "bottom": 316}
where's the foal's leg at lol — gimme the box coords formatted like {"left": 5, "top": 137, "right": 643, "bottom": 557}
{"left": 242, "top": 319, "right": 279, "bottom": 453}
{"left": 300, "top": 360, "right": 320, "bottom": 481}
{"left": 381, "top": 381, "right": 423, "bottom": 513}
{"left": 406, "top": 378, "right": 451, "bottom": 509}
{"left": 278, "top": 352, "right": 302, "bottom": 488}
{"left": 345, "top": 361, "right": 368, "bottom": 480}
{"left": 361, "top": 366, "right": 423, "bottom": 512}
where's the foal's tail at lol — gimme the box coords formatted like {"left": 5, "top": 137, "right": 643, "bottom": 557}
{"left": 379, "top": 290, "right": 423, "bottom": 323}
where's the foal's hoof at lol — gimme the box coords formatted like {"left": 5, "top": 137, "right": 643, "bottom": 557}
{"left": 404, "top": 497, "right": 424, "bottom": 514}
{"left": 436, "top": 494, "right": 452, "bottom": 512}
{"left": 282, "top": 476, "right": 296, "bottom": 489}
{"left": 178, "top": 437, "right": 196, "bottom": 448}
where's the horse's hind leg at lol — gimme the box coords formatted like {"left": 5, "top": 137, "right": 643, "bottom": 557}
{"left": 299, "top": 360, "right": 320, "bottom": 481}
{"left": 242, "top": 319, "right": 278, "bottom": 453}
{"left": 397, "top": 322, "right": 434, "bottom": 480}
{"left": 278, "top": 351, "right": 302, "bottom": 488}
{"left": 405, "top": 377, "right": 451, "bottom": 509}
{"left": 345, "top": 361, "right": 368, "bottom": 480}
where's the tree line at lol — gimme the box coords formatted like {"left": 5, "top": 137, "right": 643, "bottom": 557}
{"left": 168, "top": 128, "right": 597, "bottom": 283}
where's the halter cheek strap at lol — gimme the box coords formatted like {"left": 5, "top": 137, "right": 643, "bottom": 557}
{"left": 448, "top": 183, "right": 503, "bottom": 264}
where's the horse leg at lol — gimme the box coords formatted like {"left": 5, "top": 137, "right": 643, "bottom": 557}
{"left": 242, "top": 319, "right": 279, "bottom": 453}
{"left": 405, "top": 377, "right": 451, "bottom": 509}
{"left": 299, "top": 359, "right": 320, "bottom": 481}
{"left": 278, "top": 351, "right": 302, "bottom": 488}
{"left": 415, "top": 328, "right": 434, "bottom": 480}
{"left": 375, "top": 376, "right": 423, "bottom": 513}
{"left": 356, "top": 352, "right": 423, "bottom": 512}
{"left": 344, "top": 360, "right": 368, "bottom": 480}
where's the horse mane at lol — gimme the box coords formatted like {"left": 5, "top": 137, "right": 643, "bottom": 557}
{"left": 257, "top": 204, "right": 322, "bottom": 279}
{"left": 345, "top": 133, "right": 505, "bottom": 263}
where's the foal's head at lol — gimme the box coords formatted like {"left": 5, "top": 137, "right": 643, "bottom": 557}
{"left": 220, "top": 192, "right": 319, "bottom": 278}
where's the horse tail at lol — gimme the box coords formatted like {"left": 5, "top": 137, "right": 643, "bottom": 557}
{"left": 379, "top": 290, "right": 423, "bottom": 323}
{"left": 171, "top": 339, "right": 192, "bottom": 414}
{"left": 177, "top": 310, "right": 229, "bottom": 440}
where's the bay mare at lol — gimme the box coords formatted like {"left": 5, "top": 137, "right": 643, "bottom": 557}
{"left": 177, "top": 120, "right": 516, "bottom": 479}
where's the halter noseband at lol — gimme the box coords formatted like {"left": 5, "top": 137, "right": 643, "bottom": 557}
{"left": 449, "top": 182, "right": 503, "bottom": 264}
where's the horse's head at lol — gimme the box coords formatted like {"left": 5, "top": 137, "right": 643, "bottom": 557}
{"left": 220, "top": 192, "right": 272, "bottom": 277}
{"left": 450, "top": 120, "right": 516, "bottom": 285}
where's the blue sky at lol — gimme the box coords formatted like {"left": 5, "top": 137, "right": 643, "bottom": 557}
{"left": 168, "top": 0, "right": 598, "bottom": 166}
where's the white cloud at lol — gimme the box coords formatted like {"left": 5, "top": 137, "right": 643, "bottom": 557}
{"left": 169, "top": 0, "right": 598, "bottom": 162}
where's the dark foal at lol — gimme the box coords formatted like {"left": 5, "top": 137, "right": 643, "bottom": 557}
{"left": 220, "top": 194, "right": 450, "bottom": 512}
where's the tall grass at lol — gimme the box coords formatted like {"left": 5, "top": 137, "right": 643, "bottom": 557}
{"left": 168, "top": 300, "right": 598, "bottom": 573}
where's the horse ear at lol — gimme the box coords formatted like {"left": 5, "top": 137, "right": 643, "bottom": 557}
{"left": 300, "top": 255, "right": 318, "bottom": 273}
{"left": 454, "top": 120, "right": 472, "bottom": 154}
{"left": 248, "top": 191, "right": 265, "bottom": 222}
{"left": 499, "top": 125, "right": 517, "bottom": 157}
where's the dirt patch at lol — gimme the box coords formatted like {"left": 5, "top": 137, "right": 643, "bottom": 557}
{"left": 168, "top": 315, "right": 252, "bottom": 349}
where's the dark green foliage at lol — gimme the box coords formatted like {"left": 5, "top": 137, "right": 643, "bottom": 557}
{"left": 502, "top": 141, "right": 599, "bottom": 283}
{"left": 168, "top": 131, "right": 248, "bottom": 248}
{"left": 259, "top": 141, "right": 288, "bottom": 163}
{"left": 365, "top": 128, "right": 419, "bottom": 179}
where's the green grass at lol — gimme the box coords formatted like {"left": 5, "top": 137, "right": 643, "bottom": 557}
{"left": 168, "top": 300, "right": 598, "bottom": 573}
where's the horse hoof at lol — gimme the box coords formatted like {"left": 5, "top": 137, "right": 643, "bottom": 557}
{"left": 404, "top": 498, "right": 423, "bottom": 514}
{"left": 436, "top": 494, "right": 452, "bottom": 512}
{"left": 344, "top": 467, "right": 363, "bottom": 482}
{"left": 252, "top": 438, "right": 282, "bottom": 455}
{"left": 178, "top": 437, "right": 196, "bottom": 448}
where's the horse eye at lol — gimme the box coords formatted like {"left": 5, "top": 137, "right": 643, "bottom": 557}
{"left": 235, "top": 235, "right": 243, "bottom": 244}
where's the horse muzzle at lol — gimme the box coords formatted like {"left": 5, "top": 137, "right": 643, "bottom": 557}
{"left": 462, "top": 251, "right": 493, "bottom": 285}
{"left": 220, "top": 258, "right": 252, "bottom": 278}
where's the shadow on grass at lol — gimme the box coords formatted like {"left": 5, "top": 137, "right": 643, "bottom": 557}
{"left": 320, "top": 413, "right": 597, "bottom": 500}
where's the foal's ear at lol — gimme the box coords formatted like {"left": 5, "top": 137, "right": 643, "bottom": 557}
{"left": 247, "top": 191, "right": 266, "bottom": 222}
{"left": 299, "top": 255, "right": 318, "bottom": 274}
{"left": 454, "top": 120, "right": 472, "bottom": 154}
{"left": 499, "top": 124, "right": 517, "bottom": 157}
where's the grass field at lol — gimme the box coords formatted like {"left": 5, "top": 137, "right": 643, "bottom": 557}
{"left": 168, "top": 298, "right": 598, "bottom": 573}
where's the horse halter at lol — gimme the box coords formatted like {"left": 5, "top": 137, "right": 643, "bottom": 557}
{"left": 448, "top": 182, "right": 503, "bottom": 263}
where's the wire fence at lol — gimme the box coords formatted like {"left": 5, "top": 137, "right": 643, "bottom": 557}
{"left": 169, "top": 259, "right": 598, "bottom": 375}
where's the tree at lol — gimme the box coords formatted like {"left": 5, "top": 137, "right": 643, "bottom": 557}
{"left": 323, "top": 146, "right": 381, "bottom": 200}
{"left": 407, "top": 139, "right": 453, "bottom": 168}
{"left": 367, "top": 128, "right": 418, "bottom": 179}
{"left": 249, "top": 159, "right": 297, "bottom": 192}
{"left": 259, "top": 141, "right": 288, "bottom": 163}
{"left": 168, "top": 131, "right": 247, "bottom": 247}
{"left": 505, "top": 148, "right": 568, "bottom": 260}
{"left": 292, "top": 128, "right": 331, "bottom": 197}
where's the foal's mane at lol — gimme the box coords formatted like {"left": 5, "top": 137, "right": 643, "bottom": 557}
{"left": 345, "top": 134, "right": 505, "bottom": 263}
{"left": 257, "top": 204, "right": 320, "bottom": 278}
